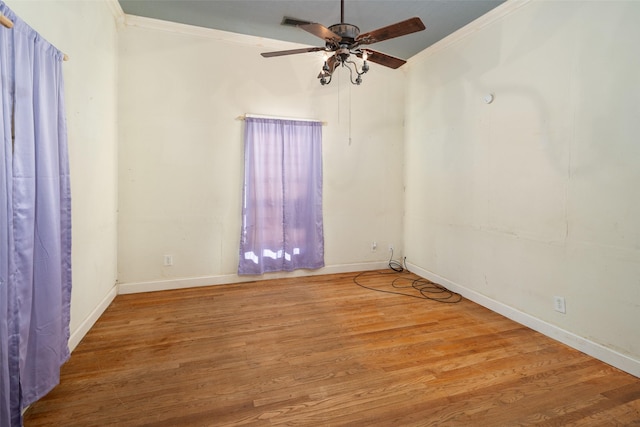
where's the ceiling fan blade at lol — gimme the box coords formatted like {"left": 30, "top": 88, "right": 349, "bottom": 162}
{"left": 261, "top": 47, "right": 326, "bottom": 58}
{"left": 281, "top": 16, "right": 314, "bottom": 27}
{"left": 299, "top": 23, "right": 342, "bottom": 44}
{"left": 358, "top": 50, "right": 406, "bottom": 69}
{"left": 356, "top": 17, "right": 426, "bottom": 45}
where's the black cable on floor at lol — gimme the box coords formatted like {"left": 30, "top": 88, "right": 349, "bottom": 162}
{"left": 388, "top": 248, "right": 404, "bottom": 272}
{"left": 353, "top": 264, "right": 462, "bottom": 304}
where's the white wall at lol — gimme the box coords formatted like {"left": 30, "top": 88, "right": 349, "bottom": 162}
{"left": 405, "top": 0, "right": 640, "bottom": 375}
{"left": 117, "top": 17, "right": 405, "bottom": 292}
{"left": 7, "top": 0, "right": 120, "bottom": 350}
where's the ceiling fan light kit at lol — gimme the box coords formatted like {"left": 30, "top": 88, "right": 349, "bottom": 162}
{"left": 261, "top": 0, "right": 426, "bottom": 86}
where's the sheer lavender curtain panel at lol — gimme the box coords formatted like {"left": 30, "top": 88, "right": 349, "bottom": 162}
{"left": 0, "top": 2, "right": 72, "bottom": 426}
{"left": 238, "top": 117, "right": 324, "bottom": 275}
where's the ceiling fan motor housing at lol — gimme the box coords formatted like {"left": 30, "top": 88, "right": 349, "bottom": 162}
{"left": 328, "top": 23, "right": 360, "bottom": 44}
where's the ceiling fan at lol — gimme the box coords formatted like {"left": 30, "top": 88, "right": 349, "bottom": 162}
{"left": 260, "top": 0, "right": 426, "bottom": 85}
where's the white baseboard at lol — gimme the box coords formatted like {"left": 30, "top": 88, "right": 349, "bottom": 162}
{"left": 117, "top": 261, "right": 389, "bottom": 295}
{"left": 406, "top": 262, "right": 640, "bottom": 379}
{"left": 67, "top": 263, "right": 385, "bottom": 355}
{"left": 68, "top": 284, "right": 117, "bottom": 352}
{"left": 77, "top": 261, "right": 640, "bottom": 378}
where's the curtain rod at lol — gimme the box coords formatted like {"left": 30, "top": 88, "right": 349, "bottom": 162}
{"left": 0, "top": 12, "right": 12, "bottom": 29}
{"left": 0, "top": 12, "right": 69, "bottom": 61}
{"left": 237, "top": 114, "right": 327, "bottom": 126}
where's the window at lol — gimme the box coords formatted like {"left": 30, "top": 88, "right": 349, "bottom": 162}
{"left": 238, "top": 117, "right": 324, "bottom": 275}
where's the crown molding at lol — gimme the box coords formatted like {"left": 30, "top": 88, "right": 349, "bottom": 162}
{"left": 123, "top": 14, "right": 304, "bottom": 51}
{"left": 106, "top": 0, "right": 124, "bottom": 23}
{"left": 410, "top": 0, "right": 532, "bottom": 63}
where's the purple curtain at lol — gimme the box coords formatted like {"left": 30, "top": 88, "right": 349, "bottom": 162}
{"left": 0, "top": 3, "right": 72, "bottom": 426}
{"left": 239, "top": 117, "right": 324, "bottom": 275}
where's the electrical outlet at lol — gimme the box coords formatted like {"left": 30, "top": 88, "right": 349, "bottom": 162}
{"left": 389, "top": 244, "right": 394, "bottom": 253}
{"left": 553, "top": 296, "right": 566, "bottom": 314}
{"left": 163, "top": 255, "right": 173, "bottom": 266}
{"left": 371, "top": 241, "right": 377, "bottom": 252}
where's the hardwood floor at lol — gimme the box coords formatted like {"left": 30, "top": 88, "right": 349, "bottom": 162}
{"left": 24, "top": 270, "right": 640, "bottom": 426}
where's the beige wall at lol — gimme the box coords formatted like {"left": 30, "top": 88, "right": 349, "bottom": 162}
{"left": 7, "top": 0, "right": 120, "bottom": 349}
{"left": 117, "top": 18, "right": 406, "bottom": 289}
{"left": 405, "top": 0, "right": 640, "bottom": 373}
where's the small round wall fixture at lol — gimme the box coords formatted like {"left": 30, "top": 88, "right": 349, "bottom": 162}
{"left": 484, "top": 94, "right": 494, "bottom": 104}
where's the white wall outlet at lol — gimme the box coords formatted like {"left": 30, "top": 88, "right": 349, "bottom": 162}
{"left": 163, "top": 255, "right": 173, "bottom": 266}
{"left": 371, "top": 241, "right": 377, "bottom": 252}
{"left": 553, "top": 296, "right": 566, "bottom": 314}
{"left": 389, "top": 244, "right": 394, "bottom": 253}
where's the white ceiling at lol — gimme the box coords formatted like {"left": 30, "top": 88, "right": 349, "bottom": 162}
{"left": 118, "top": 0, "right": 506, "bottom": 60}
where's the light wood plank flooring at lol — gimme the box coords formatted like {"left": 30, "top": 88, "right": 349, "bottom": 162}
{"left": 24, "top": 271, "right": 640, "bottom": 426}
